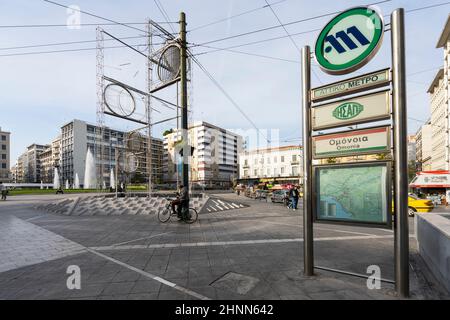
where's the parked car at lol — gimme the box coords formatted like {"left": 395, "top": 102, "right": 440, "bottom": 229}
{"left": 271, "top": 189, "right": 289, "bottom": 204}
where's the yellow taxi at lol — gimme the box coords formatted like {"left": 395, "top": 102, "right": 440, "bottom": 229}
{"left": 407, "top": 194, "right": 434, "bottom": 216}
{"left": 392, "top": 194, "right": 434, "bottom": 217}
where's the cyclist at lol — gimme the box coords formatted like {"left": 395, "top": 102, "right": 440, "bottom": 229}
{"left": 171, "top": 185, "right": 190, "bottom": 221}
{"left": 171, "top": 186, "right": 182, "bottom": 219}
{"left": 179, "top": 184, "right": 190, "bottom": 221}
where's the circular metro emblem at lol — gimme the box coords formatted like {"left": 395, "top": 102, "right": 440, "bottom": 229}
{"left": 315, "top": 7, "right": 384, "bottom": 75}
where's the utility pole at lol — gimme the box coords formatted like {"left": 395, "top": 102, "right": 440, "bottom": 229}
{"left": 180, "top": 12, "right": 189, "bottom": 200}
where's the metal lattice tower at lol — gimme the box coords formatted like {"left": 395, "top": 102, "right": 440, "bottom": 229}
{"left": 96, "top": 27, "right": 105, "bottom": 190}
{"left": 146, "top": 20, "right": 154, "bottom": 197}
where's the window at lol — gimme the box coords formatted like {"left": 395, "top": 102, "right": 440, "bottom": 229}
{"left": 1, "top": 145, "right": 5, "bottom": 150}
{"left": 267, "top": 168, "right": 271, "bottom": 176}
{"left": 274, "top": 156, "right": 277, "bottom": 163}
{"left": 281, "top": 167, "right": 285, "bottom": 174}
{"left": 267, "top": 157, "right": 270, "bottom": 164}
{"left": 292, "top": 155, "right": 297, "bottom": 162}
{"left": 1, "top": 163, "right": 6, "bottom": 169}
{"left": 281, "top": 156, "right": 285, "bottom": 162}
{"left": 292, "top": 166, "right": 298, "bottom": 175}
{"left": 274, "top": 168, "right": 278, "bottom": 176}
{"left": 254, "top": 169, "right": 258, "bottom": 176}
{"left": 244, "top": 170, "right": 248, "bottom": 177}
{"left": 1, "top": 135, "right": 6, "bottom": 141}
{"left": 1, "top": 154, "right": 5, "bottom": 160}
{"left": 244, "top": 159, "right": 248, "bottom": 166}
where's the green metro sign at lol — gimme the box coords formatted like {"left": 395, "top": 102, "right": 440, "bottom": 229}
{"left": 315, "top": 7, "right": 384, "bottom": 75}
{"left": 332, "top": 102, "right": 364, "bottom": 120}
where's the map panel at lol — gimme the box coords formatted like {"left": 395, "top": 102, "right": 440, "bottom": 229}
{"left": 315, "top": 164, "right": 389, "bottom": 225}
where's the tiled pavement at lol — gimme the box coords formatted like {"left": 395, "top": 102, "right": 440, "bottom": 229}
{"left": 0, "top": 215, "right": 85, "bottom": 273}
{"left": 0, "top": 193, "right": 448, "bottom": 300}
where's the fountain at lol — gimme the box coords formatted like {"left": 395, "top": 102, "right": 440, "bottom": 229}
{"left": 40, "top": 181, "right": 43, "bottom": 190}
{"left": 74, "top": 173, "right": 80, "bottom": 189}
{"left": 110, "top": 169, "right": 115, "bottom": 189}
{"left": 65, "top": 179, "right": 70, "bottom": 190}
{"left": 53, "top": 168, "right": 60, "bottom": 189}
{"left": 83, "top": 148, "right": 97, "bottom": 189}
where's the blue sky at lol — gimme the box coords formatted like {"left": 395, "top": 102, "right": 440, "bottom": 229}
{"left": 0, "top": 0, "right": 448, "bottom": 162}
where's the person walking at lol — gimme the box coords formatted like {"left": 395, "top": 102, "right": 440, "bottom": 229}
{"left": 289, "top": 186, "right": 299, "bottom": 211}
{"left": 0, "top": 182, "right": 7, "bottom": 201}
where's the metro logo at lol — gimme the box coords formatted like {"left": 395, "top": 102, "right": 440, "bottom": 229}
{"left": 315, "top": 7, "right": 384, "bottom": 75}
{"left": 324, "top": 26, "right": 370, "bottom": 54}
{"left": 332, "top": 102, "right": 364, "bottom": 120}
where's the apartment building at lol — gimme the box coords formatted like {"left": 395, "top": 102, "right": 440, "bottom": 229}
{"left": 428, "top": 68, "right": 447, "bottom": 170}
{"left": 238, "top": 145, "right": 303, "bottom": 185}
{"left": 40, "top": 136, "right": 61, "bottom": 183}
{"left": 0, "top": 127, "right": 10, "bottom": 182}
{"left": 425, "top": 16, "right": 450, "bottom": 170}
{"left": 163, "top": 121, "right": 244, "bottom": 187}
{"left": 60, "top": 119, "right": 163, "bottom": 187}
{"left": 16, "top": 144, "right": 49, "bottom": 183}
{"left": 416, "top": 121, "right": 433, "bottom": 171}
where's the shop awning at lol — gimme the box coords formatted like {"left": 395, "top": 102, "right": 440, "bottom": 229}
{"left": 409, "top": 171, "right": 450, "bottom": 188}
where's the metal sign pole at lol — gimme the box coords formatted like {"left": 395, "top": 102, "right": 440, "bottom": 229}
{"left": 302, "top": 46, "right": 314, "bottom": 276}
{"left": 391, "top": 8, "right": 409, "bottom": 298}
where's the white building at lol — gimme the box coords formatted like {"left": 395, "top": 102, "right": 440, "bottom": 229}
{"left": 238, "top": 145, "right": 303, "bottom": 185}
{"left": 0, "top": 126, "right": 10, "bottom": 182}
{"left": 163, "top": 121, "right": 243, "bottom": 187}
{"left": 60, "top": 119, "right": 163, "bottom": 187}
{"left": 428, "top": 68, "right": 447, "bottom": 170}
{"left": 15, "top": 143, "right": 49, "bottom": 183}
{"left": 416, "top": 120, "right": 433, "bottom": 172}
{"left": 426, "top": 15, "right": 450, "bottom": 170}
{"left": 40, "top": 136, "right": 61, "bottom": 183}
{"left": 407, "top": 135, "right": 416, "bottom": 163}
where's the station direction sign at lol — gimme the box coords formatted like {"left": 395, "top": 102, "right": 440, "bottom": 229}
{"left": 311, "top": 68, "right": 390, "bottom": 102}
{"left": 312, "top": 126, "right": 390, "bottom": 159}
{"left": 312, "top": 90, "right": 390, "bottom": 130}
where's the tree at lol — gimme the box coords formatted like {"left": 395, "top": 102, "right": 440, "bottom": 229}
{"left": 408, "top": 160, "right": 417, "bottom": 182}
{"left": 130, "top": 171, "right": 146, "bottom": 184}
{"left": 163, "top": 129, "right": 174, "bottom": 136}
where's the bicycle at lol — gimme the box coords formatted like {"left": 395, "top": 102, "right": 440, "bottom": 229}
{"left": 158, "top": 198, "right": 198, "bottom": 224}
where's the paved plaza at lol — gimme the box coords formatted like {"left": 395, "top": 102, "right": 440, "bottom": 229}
{"left": 0, "top": 193, "right": 448, "bottom": 300}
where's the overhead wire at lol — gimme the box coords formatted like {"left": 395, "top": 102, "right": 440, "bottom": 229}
{"left": 188, "top": 0, "right": 288, "bottom": 32}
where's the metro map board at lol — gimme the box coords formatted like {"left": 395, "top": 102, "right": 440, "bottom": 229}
{"left": 314, "top": 162, "right": 391, "bottom": 227}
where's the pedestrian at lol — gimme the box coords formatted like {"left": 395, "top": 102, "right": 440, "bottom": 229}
{"left": 291, "top": 186, "right": 300, "bottom": 210}
{"left": 0, "top": 182, "right": 7, "bottom": 201}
